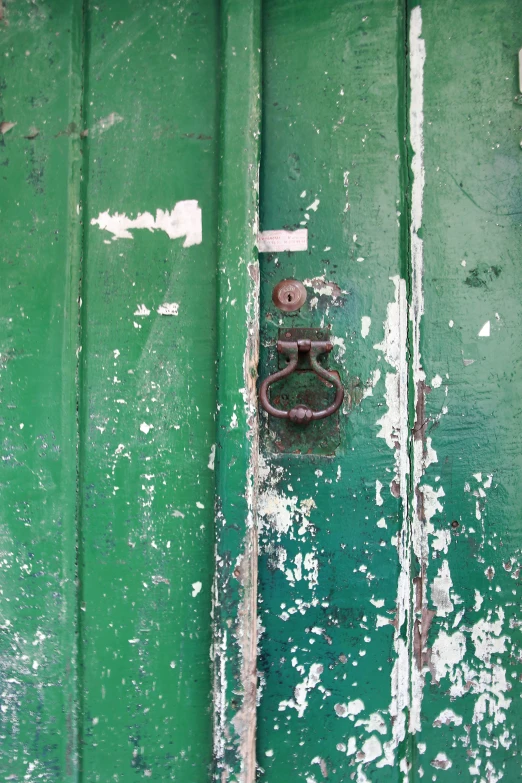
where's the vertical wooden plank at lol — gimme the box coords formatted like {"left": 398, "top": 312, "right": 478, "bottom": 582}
{"left": 0, "top": 1, "right": 83, "bottom": 779}
{"left": 79, "top": 1, "right": 219, "bottom": 779}
{"left": 256, "top": 1, "right": 408, "bottom": 780}
{"left": 407, "top": 2, "right": 522, "bottom": 780}
{"left": 212, "top": 1, "right": 261, "bottom": 781}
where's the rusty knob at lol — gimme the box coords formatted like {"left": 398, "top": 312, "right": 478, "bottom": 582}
{"left": 288, "top": 405, "right": 314, "bottom": 423}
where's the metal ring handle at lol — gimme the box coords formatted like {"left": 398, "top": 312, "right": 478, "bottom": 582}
{"left": 259, "top": 340, "right": 344, "bottom": 424}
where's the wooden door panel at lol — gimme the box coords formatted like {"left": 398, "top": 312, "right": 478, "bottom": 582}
{"left": 257, "top": 2, "right": 407, "bottom": 780}
{"left": 412, "top": 2, "right": 522, "bottom": 779}
{"left": 79, "top": 1, "right": 219, "bottom": 779}
{"left": 1, "top": 1, "right": 219, "bottom": 780}
{"left": 0, "top": 4, "right": 84, "bottom": 779}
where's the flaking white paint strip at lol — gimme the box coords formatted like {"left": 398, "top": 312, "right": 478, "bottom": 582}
{"left": 409, "top": 5, "right": 429, "bottom": 737}
{"left": 256, "top": 229, "right": 308, "bottom": 252}
{"left": 380, "top": 8, "right": 427, "bottom": 763}
{"left": 91, "top": 200, "right": 202, "bottom": 246}
{"left": 372, "top": 275, "right": 410, "bottom": 768}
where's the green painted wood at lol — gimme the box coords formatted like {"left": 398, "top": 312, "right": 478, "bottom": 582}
{"left": 2, "top": 1, "right": 220, "bottom": 780}
{"left": 2, "top": 2, "right": 522, "bottom": 782}
{"left": 0, "top": 2, "right": 84, "bottom": 779}
{"left": 212, "top": 2, "right": 261, "bottom": 781}
{"left": 256, "top": 1, "right": 409, "bottom": 780}
{"left": 408, "top": 3, "right": 522, "bottom": 780}
{"left": 256, "top": 2, "right": 522, "bottom": 781}
{"left": 79, "top": 2, "right": 219, "bottom": 780}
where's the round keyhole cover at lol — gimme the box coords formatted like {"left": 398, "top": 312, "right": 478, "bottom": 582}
{"left": 272, "top": 279, "right": 307, "bottom": 312}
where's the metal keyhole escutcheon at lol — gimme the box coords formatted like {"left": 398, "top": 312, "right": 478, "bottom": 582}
{"left": 272, "top": 279, "right": 307, "bottom": 312}
{"left": 259, "top": 338, "right": 344, "bottom": 424}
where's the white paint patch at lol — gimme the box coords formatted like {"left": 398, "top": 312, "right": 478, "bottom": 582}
{"left": 306, "top": 198, "right": 320, "bottom": 212}
{"left": 191, "top": 581, "right": 202, "bottom": 597}
{"left": 431, "top": 528, "right": 451, "bottom": 554}
{"left": 431, "top": 631, "right": 466, "bottom": 681}
{"left": 356, "top": 712, "right": 387, "bottom": 736}
{"left": 360, "top": 736, "right": 382, "bottom": 763}
{"left": 302, "top": 274, "right": 346, "bottom": 298}
{"left": 140, "top": 422, "right": 152, "bottom": 434}
{"left": 431, "top": 560, "right": 453, "bottom": 617}
{"left": 335, "top": 698, "right": 365, "bottom": 717}
{"left": 375, "top": 480, "right": 384, "bottom": 507}
{"left": 361, "top": 316, "right": 371, "bottom": 338}
{"left": 279, "top": 663, "right": 323, "bottom": 718}
{"left": 90, "top": 112, "right": 123, "bottom": 134}
{"left": 478, "top": 320, "right": 490, "bottom": 337}
{"left": 207, "top": 444, "right": 216, "bottom": 471}
{"left": 471, "top": 608, "right": 507, "bottom": 665}
{"left": 134, "top": 304, "right": 150, "bottom": 316}
{"left": 431, "top": 753, "right": 452, "bottom": 771}
{"left": 157, "top": 303, "right": 179, "bottom": 316}
{"left": 91, "top": 200, "right": 202, "bottom": 246}
{"left": 430, "top": 374, "right": 442, "bottom": 388}
{"left": 362, "top": 369, "right": 381, "bottom": 399}
{"left": 257, "top": 229, "right": 308, "bottom": 252}
{"left": 373, "top": 276, "right": 408, "bottom": 483}
{"left": 330, "top": 336, "right": 346, "bottom": 358}
{"left": 433, "top": 709, "right": 463, "bottom": 727}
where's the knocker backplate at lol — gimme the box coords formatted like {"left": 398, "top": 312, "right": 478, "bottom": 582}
{"left": 266, "top": 328, "right": 341, "bottom": 455}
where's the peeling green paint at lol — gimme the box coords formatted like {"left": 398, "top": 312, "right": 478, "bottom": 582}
{"left": 1, "top": 1, "right": 521, "bottom": 782}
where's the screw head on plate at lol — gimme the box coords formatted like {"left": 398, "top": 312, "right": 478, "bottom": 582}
{"left": 272, "top": 279, "right": 307, "bottom": 312}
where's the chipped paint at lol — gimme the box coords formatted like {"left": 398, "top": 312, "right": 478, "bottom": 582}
{"left": 91, "top": 200, "right": 202, "bottom": 245}
{"left": 408, "top": 4, "right": 429, "bottom": 737}
{"left": 361, "top": 316, "right": 371, "bottom": 338}
{"left": 303, "top": 275, "right": 346, "bottom": 299}
{"left": 279, "top": 663, "right": 324, "bottom": 718}
{"left": 85, "top": 111, "right": 123, "bottom": 136}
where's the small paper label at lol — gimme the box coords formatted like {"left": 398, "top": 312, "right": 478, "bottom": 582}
{"left": 257, "top": 229, "right": 308, "bottom": 252}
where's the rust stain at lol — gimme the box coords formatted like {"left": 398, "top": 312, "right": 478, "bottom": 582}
{"left": 413, "top": 575, "right": 436, "bottom": 672}
{"left": 413, "top": 379, "right": 431, "bottom": 443}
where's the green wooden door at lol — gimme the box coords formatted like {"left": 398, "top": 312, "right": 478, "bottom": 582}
{"left": 1, "top": 2, "right": 219, "bottom": 779}
{"left": 1, "top": 2, "right": 521, "bottom": 782}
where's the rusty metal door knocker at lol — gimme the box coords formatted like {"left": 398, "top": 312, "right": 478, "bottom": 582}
{"left": 259, "top": 338, "right": 344, "bottom": 424}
